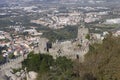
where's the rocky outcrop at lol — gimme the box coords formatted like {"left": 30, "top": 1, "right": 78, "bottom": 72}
{"left": 0, "top": 69, "right": 38, "bottom": 80}
{"left": 27, "top": 71, "right": 38, "bottom": 80}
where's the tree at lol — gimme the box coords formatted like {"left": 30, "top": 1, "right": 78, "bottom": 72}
{"left": 0, "top": 55, "right": 4, "bottom": 64}
{"left": 85, "top": 34, "right": 90, "bottom": 40}
{"left": 82, "top": 73, "right": 97, "bottom": 80}
{"left": 22, "top": 52, "right": 54, "bottom": 73}
{"left": 56, "top": 56, "right": 73, "bottom": 72}
{"left": 84, "top": 35, "right": 120, "bottom": 80}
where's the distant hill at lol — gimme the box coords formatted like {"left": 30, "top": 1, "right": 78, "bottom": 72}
{"left": 0, "top": 0, "right": 6, "bottom": 4}
{"left": 0, "top": 0, "right": 120, "bottom": 6}
{"left": 1, "top": 0, "right": 120, "bottom": 3}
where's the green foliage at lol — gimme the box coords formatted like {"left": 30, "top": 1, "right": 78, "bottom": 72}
{"left": 42, "top": 26, "right": 78, "bottom": 42}
{"left": 84, "top": 35, "right": 120, "bottom": 80}
{"left": 0, "top": 55, "right": 4, "bottom": 62}
{"left": 23, "top": 32, "right": 29, "bottom": 36}
{"left": 85, "top": 34, "right": 90, "bottom": 40}
{"left": 56, "top": 56, "right": 73, "bottom": 72}
{"left": 22, "top": 53, "right": 75, "bottom": 80}
{"left": 0, "top": 38, "right": 10, "bottom": 42}
{"left": 8, "top": 53, "right": 15, "bottom": 59}
{"left": 22, "top": 52, "right": 54, "bottom": 73}
{"left": 82, "top": 73, "right": 97, "bottom": 80}
{"left": 12, "top": 68, "right": 22, "bottom": 74}
{"left": 0, "top": 20, "right": 15, "bottom": 27}
{"left": 77, "top": 44, "right": 82, "bottom": 48}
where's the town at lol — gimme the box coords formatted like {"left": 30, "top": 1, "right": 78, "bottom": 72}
{"left": 0, "top": 0, "right": 120, "bottom": 80}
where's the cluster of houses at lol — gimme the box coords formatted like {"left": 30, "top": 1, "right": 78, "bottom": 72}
{"left": 0, "top": 27, "right": 42, "bottom": 64}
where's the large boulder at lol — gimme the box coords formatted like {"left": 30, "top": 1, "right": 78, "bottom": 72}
{"left": 27, "top": 71, "right": 38, "bottom": 80}
{"left": 15, "top": 72, "right": 21, "bottom": 77}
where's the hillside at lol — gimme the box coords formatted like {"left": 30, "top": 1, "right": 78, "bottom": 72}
{"left": 22, "top": 34, "right": 120, "bottom": 80}
{"left": 84, "top": 34, "right": 120, "bottom": 80}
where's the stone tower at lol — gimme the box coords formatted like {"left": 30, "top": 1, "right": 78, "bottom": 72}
{"left": 76, "top": 14, "right": 89, "bottom": 61}
{"left": 77, "top": 14, "right": 89, "bottom": 44}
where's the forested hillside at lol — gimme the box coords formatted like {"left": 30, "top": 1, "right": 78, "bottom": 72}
{"left": 84, "top": 34, "right": 120, "bottom": 80}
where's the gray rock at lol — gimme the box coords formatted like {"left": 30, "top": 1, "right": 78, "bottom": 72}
{"left": 21, "top": 72, "right": 26, "bottom": 79}
{"left": 15, "top": 72, "right": 21, "bottom": 77}
{"left": 27, "top": 71, "right": 38, "bottom": 80}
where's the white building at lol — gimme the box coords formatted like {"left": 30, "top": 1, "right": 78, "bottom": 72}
{"left": 105, "top": 18, "right": 120, "bottom": 24}
{"left": 113, "top": 30, "right": 120, "bottom": 37}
